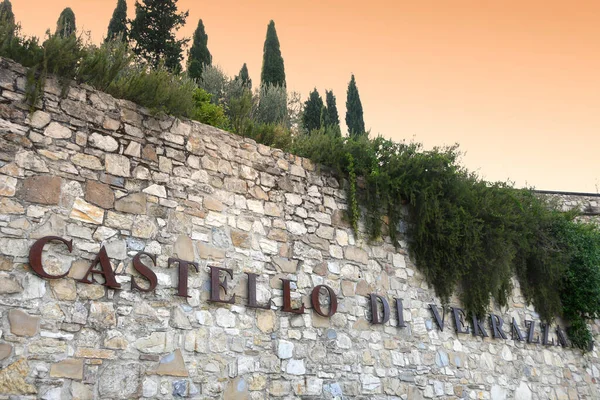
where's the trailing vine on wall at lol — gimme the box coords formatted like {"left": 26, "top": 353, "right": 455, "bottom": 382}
{"left": 294, "top": 131, "right": 600, "bottom": 350}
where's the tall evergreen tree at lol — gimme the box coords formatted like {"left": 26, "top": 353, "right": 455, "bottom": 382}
{"left": 106, "top": 0, "right": 128, "bottom": 42}
{"left": 260, "top": 20, "right": 285, "bottom": 88}
{"left": 236, "top": 63, "right": 251, "bottom": 90}
{"left": 56, "top": 7, "right": 76, "bottom": 37}
{"left": 324, "top": 90, "right": 340, "bottom": 130}
{"left": 187, "top": 19, "right": 211, "bottom": 80}
{"left": 302, "top": 88, "right": 324, "bottom": 133}
{"left": 129, "top": 0, "right": 189, "bottom": 72}
{"left": 0, "top": 0, "right": 15, "bottom": 28}
{"left": 345, "top": 74, "right": 365, "bottom": 137}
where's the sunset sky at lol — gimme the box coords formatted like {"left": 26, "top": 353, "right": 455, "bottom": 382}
{"left": 11, "top": 0, "right": 600, "bottom": 193}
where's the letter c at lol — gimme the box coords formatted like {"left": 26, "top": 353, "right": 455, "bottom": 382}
{"left": 29, "top": 236, "right": 73, "bottom": 279}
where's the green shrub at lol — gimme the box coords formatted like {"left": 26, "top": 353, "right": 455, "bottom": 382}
{"left": 227, "top": 87, "right": 253, "bottom": 135}
{"left": 25, "top": 32, "right": 84, "bottom": 107}
{"left": 77, "top": 38, "right": 132, "bottom": 91}
{"left": 242, "top": 122, "right": 292, "bottom": 151}
{"left": 559, "top": 220, "right": 600, "bottom": 349}
{"left": 191, "top": 88, "right": 229, "bottom": 129}
{"left": 254, "top": 83, "right": 287, "bottom": 125}
{"left": 0, "top": 23, "right": 42, "bottom": 68}
{"left": 108, "top": 63, "right": 196, "bottom": 117}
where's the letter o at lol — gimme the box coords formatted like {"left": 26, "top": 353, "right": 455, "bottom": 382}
{"left": 311, "top": 284, "right": 338, "bottom": 317}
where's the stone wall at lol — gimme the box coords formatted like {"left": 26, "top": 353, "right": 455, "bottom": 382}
{"left": 0, "top": 57, "right": 599, "bottom": 400}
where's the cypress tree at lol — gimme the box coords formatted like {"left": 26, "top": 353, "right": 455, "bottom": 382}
{"left": 129, "top": 0, "right": 189, "bottom": 72}
{"left": 187, "top": 19, "right": 211, "bottom": 80}
{"left": 106, "top": 0, "right": 128, "bottom": 42}
{"left": 260, "top": 20, "right": 285, "bottom": 87}
{"left": 324, "top": 90, "right": 340, "bottom": 130}
{"left": 0, "top": 0, "right": 15, "bottom": 28}
{"left": 345, "top": 74, "right": 365, "bottom": 137}
{"left": 236, "top": 63, "right": 252, "bottom": 90}
{"left": 56, "top": 7, "right": 76, "bottom": 37}
{"left": 302, "top": 88, "right": 324, "bottom": 133}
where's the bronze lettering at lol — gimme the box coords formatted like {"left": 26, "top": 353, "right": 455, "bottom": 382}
{"left": 556, "top": 327, "right": 568, "bottom": 347}
{"left": 511, "top": 318, "right": 525, "bottom": 341}
{"left": 168, "top": 257, "right": 199, "bottom": 298}
{"left": 526, "top": 320, "right": 540, "bottom": 344}
{"left": 29, "top": 236, "right": 73, "bottom": 279}
{"left": 131, "top": 252, "right": 158, "bottom": 292}
{"left": 471, "top": 314, "right": 489, "bottom": 337}
{"left": 490, "top": 314, "right": 507, "bottom": 339}
{"left": 370, "top": 294, "right": 390, "bottom": 324}
{"left": 280, "top": 279, "right": 304, "bottom": 314}
{"left": 246, "top": 272, "right": 270, "bottom": 309}
{"left": 451, "top": 307, "right": 470, "bottom": 334}
{"left": 78, "top": 246, "right": 121, "bottom": 289}
{"left": 395, "top": 298, "right": 407, "bottom": 328}
{"left": 209, "top": 266, "right": 235, "bottom": 304}
{"left": 429, "top": 304, "right": 445, "bottom": 331}
{"left": 311, "top": 285, "right": 338, "bottom": 317}
{"left": 541, "top": 322, "right": 554, "bottom": 346}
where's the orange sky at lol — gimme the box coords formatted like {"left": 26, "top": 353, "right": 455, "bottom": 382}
{"left": 12, "top": 0, "right": 600, "bottom": 193}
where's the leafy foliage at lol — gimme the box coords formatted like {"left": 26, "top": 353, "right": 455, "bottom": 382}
{"left": 106, "top": 0, "right": 128, "bottom": 42}
{"left": 129, "top": 0, "right": 189, "bottom": 72}
{"left": 190, "top": 88, "right": 229, "bottom": 129}
{"left": 227, "top": 85, "right": 253, "bottom": 135}
{"left": 242, "top": 122, "right": 292, "bottom": 151}
{"left": 260, "top": 20, "right": 285, "bottom": 88}
{"left": 322, "top": 90, "right": 341, "bottom": 134}
{"left": 25, "top": 33, "right": 84, "bottom": 107}
{"left": 198, "top": 64, "right": 227, "bottom": 104}
{"left": 346, "top": 74, "right": 365, "bottom": 137}
{"left": 559, "top": 220, "right": 600, "bottom": 349}
{"left": 0, "top": 0, "right": 15, "bottom": 29}
{"left": 236, "top": 63, "right": 252, "bottom": 90}
{"left": 254, "top": 83, "right": 287, "bottom": 125}
{"left": 301, "top": 88, "right": 324, "bottom": 133}
{"left": 109, "top": 63, "right": 196, "bottom": 117}
{"left": 55, "top": 8, "right": 76, "bottom": 38}
{"left": 187, "top": 19, "right": 211, "bottom": 80}
{"left": 77, "top": 39, "right": 132, "bottom": 91}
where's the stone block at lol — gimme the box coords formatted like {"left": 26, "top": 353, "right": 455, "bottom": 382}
{"left": 89, "top": 132, "right": 118, "bottom": 152}
{"left": 50, "top": 358, "right": 84, "bottom": 380}
{"left": 84, "top": 181, "right": 114, "bottom": 209}
{"left": 0, "top": 343, "right": 12, "bottom": 360}
{"left": 197, "top": 242, "right": 225, "bottom": 260}
{"left": 0, "top": 276, "right": 22, "bottom": 294}
{"left": 43, "top": 122, "right": 72, "bottom": 139}
{"left": 8, "top": 309, "right": 40, "bottom": 337}
{"left": 150, "top": 349, "right": 188, "bottom": 377}
{"left": 344, "top": 246, "right": 369, "bottom": 265}
{"left": 72, "top": 153, "right": 103, "bottom": 170}
{"left": 0, "top": 197, "right": 24, "bottom": 214}
{"left": 18, "top": 175, "right": 61, "bottom": 205}
{"left": 0, "top": 359, "right": 36, "bottom": 395}
{"left": 105, "top": 154, "right": 130, "bottom": 177}
{"left": 114, "top": 192, "right": 146, "bottom": 214}
{"left": 0, "top": 174, "right": 17, "bottom": 196}
{"left": 231, "top": 230, "right": 251, "bottom": 249}
{"left": 173, "top": 235, "right": 195, "bottom": 261}
{"left": 70, "top": 198, "right": 104, "bottom": 224}
{"left": 28, "top": 110, "right": 51, "bottom": 129}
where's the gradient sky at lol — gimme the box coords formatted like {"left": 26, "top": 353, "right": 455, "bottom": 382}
{"left": 12, "top": 0, "right": 600, "bottom": 193}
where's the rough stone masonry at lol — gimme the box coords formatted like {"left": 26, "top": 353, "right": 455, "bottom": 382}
{"left": 0, "top": 56, "right": 599, "bottom": 399}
